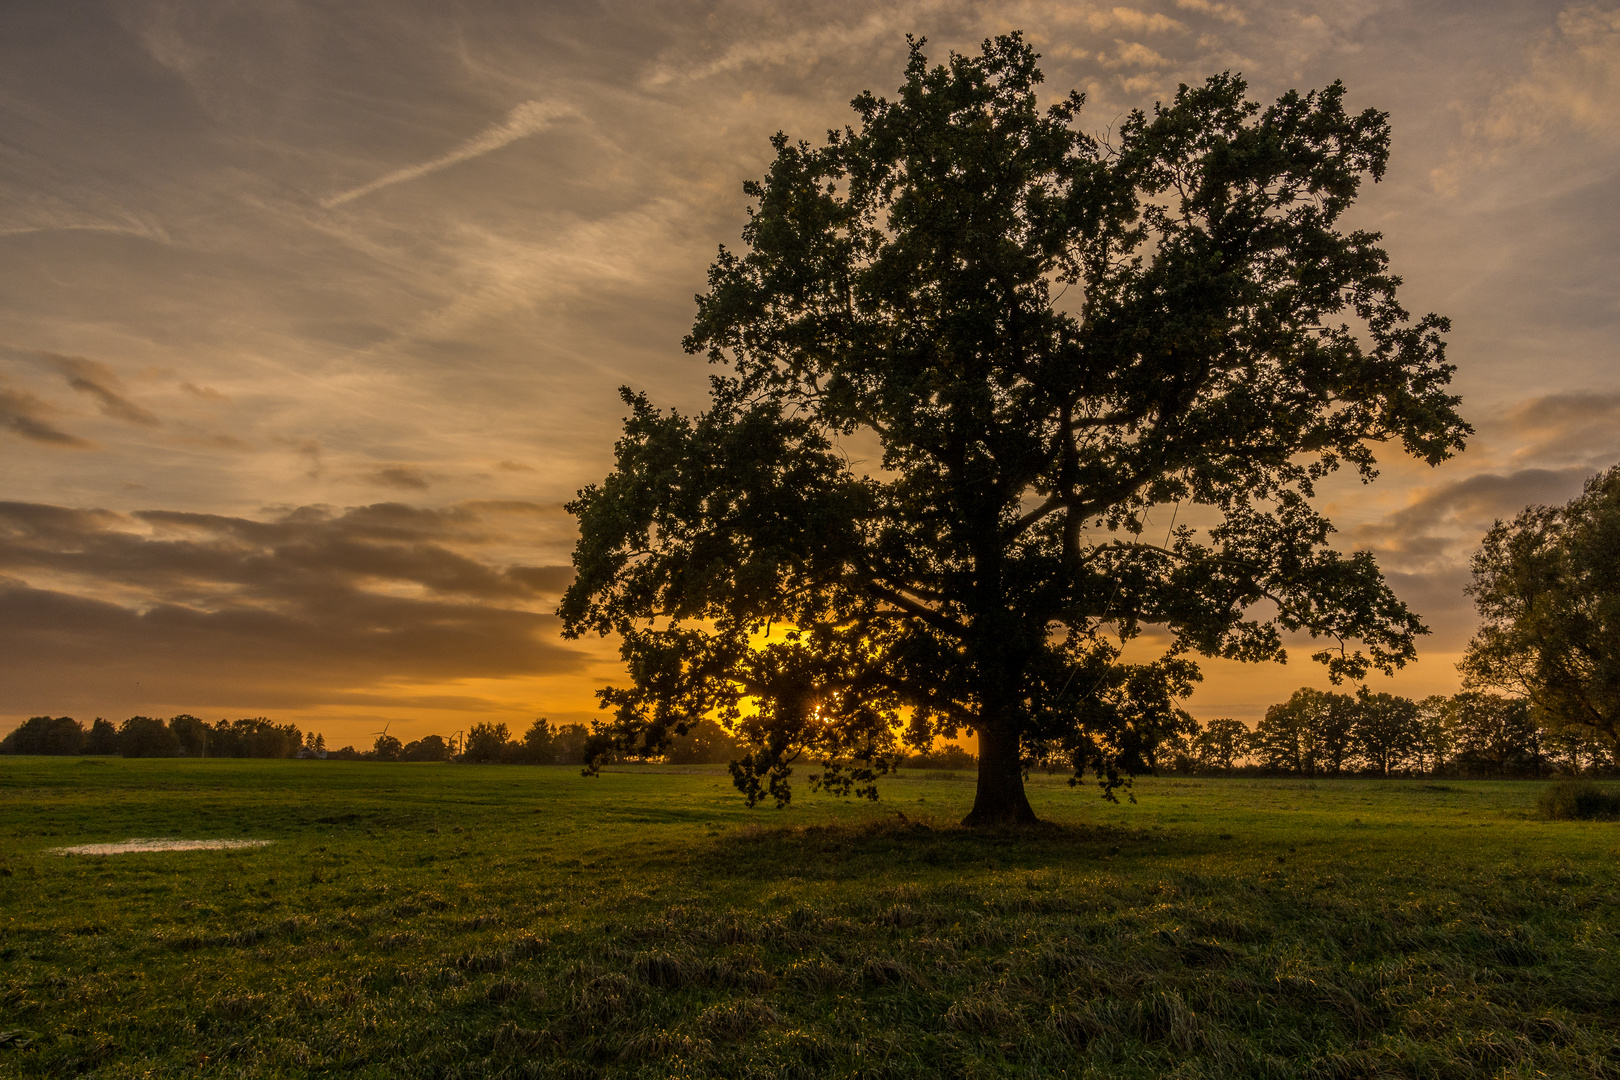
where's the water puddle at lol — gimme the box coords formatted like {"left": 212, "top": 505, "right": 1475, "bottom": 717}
{"left": 51, "top": 838, "right": 273, "bottom": 855}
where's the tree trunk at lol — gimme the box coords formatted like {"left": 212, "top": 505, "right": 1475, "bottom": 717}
{"left": 963, "top": 720, "right": 1038, "bottom": 826}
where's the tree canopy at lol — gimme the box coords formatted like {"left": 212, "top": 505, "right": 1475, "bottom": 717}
{"left": 1462, "top": 463, "right": 1620, "bottom": 750}
{"left": 559, "top": 34, "right": 1467, "bottom": 824}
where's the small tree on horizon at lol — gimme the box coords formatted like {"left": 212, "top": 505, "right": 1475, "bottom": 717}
{"left": 464, "top": 722, "right": 512, "bottom": 764}
{"left": 1193, "top": 718, "right": 1250, "bottom": 774}
{"left": 1353, "top": 690, "right": 1421, "bottom": 776}
{"left": 1449, "top": 692, "right": 1542, "bottom": 778}
{"left": 560, "top": 34, "right": 1467, "bottom": 824}
{"left": 1412, "top": 695, "right": 1455, "bottom": 775}
{"left": 371, "top": 733, "right": 404, "bottom": 761}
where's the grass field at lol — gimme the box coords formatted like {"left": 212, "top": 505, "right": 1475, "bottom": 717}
{"left": 1, "top": 760, "right": 1617, "bottom": 1079}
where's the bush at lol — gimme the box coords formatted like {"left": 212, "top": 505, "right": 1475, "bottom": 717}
{"left": 1539, "top": 781, "right": 1620, "bottom": 821}
{"left": 906, "top": 744, "right": 977, "bottom": 771}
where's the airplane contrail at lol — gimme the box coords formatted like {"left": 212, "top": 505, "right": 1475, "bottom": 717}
{"left": 322, "top": 100, "right": 572, "bottom": 208}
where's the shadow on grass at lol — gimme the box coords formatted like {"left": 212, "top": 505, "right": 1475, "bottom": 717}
{"left": 698, "top": 815, "right": 1228, "bottom": 881}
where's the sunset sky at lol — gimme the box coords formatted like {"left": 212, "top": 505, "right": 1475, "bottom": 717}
{"left": 2, "top": 0, "right": 1617, "bottom": 748}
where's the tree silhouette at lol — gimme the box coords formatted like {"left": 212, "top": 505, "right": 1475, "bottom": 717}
{"left": 1463, "top": 463, "right": 1620, "bottom": 753}
{"left": 1353, "top": 690, "right": 1421, "bottom": 775}
{"left": 0, "top": 716, "right": 84, "bottom": 755}
{"left": 1193, "top": 718, "right": 1249, "bottom": 774}
{"left": 464, "top": 722, "right": 511, "bottom": 763}
{"left": 85, "top": 718, "right": 120, "bottom": 756}
{"left": 119, "top": 716, "right": 179, "bottom": 758}
{"left": 562, "top": 34, "right": 1467, "bottom": 823}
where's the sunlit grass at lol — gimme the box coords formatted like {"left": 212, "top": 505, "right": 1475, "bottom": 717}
{"left": 1, "top": 760, "right": 1616, "bottom": 1077}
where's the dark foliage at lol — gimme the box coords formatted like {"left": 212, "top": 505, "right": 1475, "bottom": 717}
{"left": 169, "top": 714, "right": 209, "bottom": 758}
{"left": 207, "top": 718, "right": 303, "bottom": 759}
{"left": 1173, "top": 687, "right": 1608, "bottom": 778}
{"left": 0, "top": 716, "right": 84, "bottom": 755}
{"left": 1353, "top": 690, "right": 1422, "bottom": 777}
{"left": 664, "top": 718, "right": 741, "bottom": 765}
{"left": 905, "top": 744, "right": 978, "bottom": 771}
{"left": 561, "top": 34, "right": 1466, "bottom": 824}
{"left": 402, "top": 735, "right": 453, "bottom": 762}
{"left": 1464, "top": 463, "right": 1620, "bottom": 753}
{"left": 84, "top": 718, "right": 120, "bottom": 756}
{"left": 1539, "top": 781, "right": 1620, "bottom": 821}
{"left": 118, "top": 716, "right": 180, "bottom": 758}
{"left": 465, "top": 722, "right": 512, "bottom": 764}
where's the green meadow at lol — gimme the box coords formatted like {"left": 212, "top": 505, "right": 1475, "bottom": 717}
{"left": 1, "top": 760, "right": 1617, "bottom": 1079}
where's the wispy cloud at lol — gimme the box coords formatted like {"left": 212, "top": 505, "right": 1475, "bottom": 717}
{"left": 322, "top": 100, "right": 574, "bottom": 208}
{"left": 1089, "top": 8, "right": 1187, "bottom": 34}
{"left": 0, "top": 499, "right": 587, "bottom": 714}
{"left": 0, "top": 380, "right": 93, "bottom": 448}
{"left": 1476, "top": 4, "right": 1620, "bottom": 144}
{"left": 42, "top": 352, "right": 160, "bottom": 427}
{"left": 179, "top": 382, "right": 229, "bottom": 402}
{"left": 0, "top": 498, "right": 589, "bottom": 718}
{"left": 364, "top": 465, "right": 433, "bottom": 491}
{"left": 1347, "top": 464, "right": 1596, "bottom": 590}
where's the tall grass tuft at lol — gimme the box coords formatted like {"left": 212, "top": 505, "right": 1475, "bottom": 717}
{"left": 1539, "top": 781, "right": 1620, "bottom": 821}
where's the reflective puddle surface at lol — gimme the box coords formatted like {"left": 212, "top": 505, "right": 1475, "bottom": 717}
{"left": 51, "top": 838, "right": 274, "bottom": 855}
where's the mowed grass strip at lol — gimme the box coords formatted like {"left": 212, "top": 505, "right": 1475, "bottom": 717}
{"left": 1, "top": 760, "right": 1616, "bottom": 1078}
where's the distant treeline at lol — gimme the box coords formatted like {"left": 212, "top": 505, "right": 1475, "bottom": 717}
{"left": 1166, "top": 689, "right": 1618, "bottom": 779}
{"left": 14, "top": 691, "right": 1605, "bottom": 779}
{"left": 358, "top": 718, "right": 737, "bottom": 766}
{"left": 0, "top": 714, "right": 737, "bottom": 766}
{"left": 0, "top": 715, "right": 309, "bottom": 759}
{"left": 1, "top": 712, "right": 984, "bottom": 771}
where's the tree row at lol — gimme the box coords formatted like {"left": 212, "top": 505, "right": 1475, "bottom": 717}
{"left": 1166, "top": 689, "right": 1616, "bottom": 779}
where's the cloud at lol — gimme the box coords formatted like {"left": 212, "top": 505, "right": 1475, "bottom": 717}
{"left": 41, "top": 352, "right": 161, "bottom": 427}
{"left": 0, "top": 499, "right": 585, "bottom": 713}
{"left": 364, "top": 465, "right": 433, "bottom": 491}
{"left": 496, "top": 459, "right": 536, "bottom": 472}
{"left": 0, "top": 380, "right": 93, "bottom": 448}
{"left": 1380, "top": 566, "right": 1476, "bottom": 650}
{"left": 0, "top": 498, "right": 579, "bottom": 602}
{"left": 169, "top": 432, "right": 251, "bottom": 451}
{"left": 1477, "top": 4, "right": 1620, "bottom": 144}
{"left": 1089, "top": 8, "right": 1187, "bottom": 34}
{"left": 1501, "top": 390, "right": 1620, "bottom": 467}
{"left": 1173, "top": 0, "right": 1247, "bottom": 26}
{"left": 275, "top": 436, "right": 326, "bottom": 478}
{"left": 1107, "top": 41, "right": 1174, "bottom": 69}
{"left": 641, "top": 3, "right": 934, "bottom": 86}
{"left": 180, "top": 382, "right": 229, "bottom": 402}
{"left": 321, "top": 100, "right": 575, "bottom": 208}
{"left": 1349, "top": 467, "right": 1593, "bottom": 571}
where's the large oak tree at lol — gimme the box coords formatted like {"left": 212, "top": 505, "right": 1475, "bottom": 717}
{"left": 559, "top": 35, "right": 1467, "bottom": 824}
